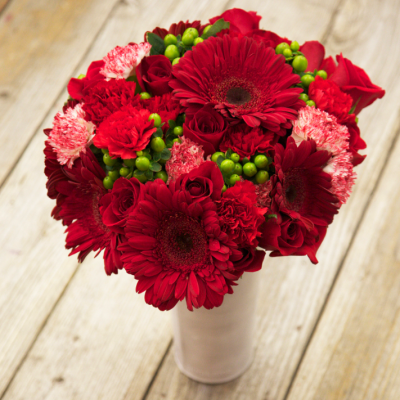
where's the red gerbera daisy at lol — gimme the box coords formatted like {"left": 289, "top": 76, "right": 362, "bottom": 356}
{"left": 55, "top": 151, "right": 123, "bottom": 275}
{"left": 119, "top": 178, "right": 244, "bottom": 311}
{"left": 170, "top": 35, "right": 303, "bottom": 135}
{"left": 271, "top": 137, "right": 339, "bottom": 228}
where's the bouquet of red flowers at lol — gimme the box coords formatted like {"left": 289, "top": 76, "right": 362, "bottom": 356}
{"left": 44, "top": 8, "right": 384, "bottom": 312}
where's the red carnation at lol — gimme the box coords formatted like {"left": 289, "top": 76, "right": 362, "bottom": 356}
{"left": 174, "top": 161, "right": 224, "bottom": 202}
{"left": 220, "top": 124, "right": 277, "bottom": 159}
{"left": 210, "top": 8, "right": 261, "bottom": 35}
{"left": 216, "top": 180, "right": 267, "bottom": 248}
{"left": 54, "top": 151, "right": 123, "bottom": 275}
{"left": 170, "top": 35, "right": 303, "bottom": 134}
{"left": 93, "top": 106, "right": 156, "bottom": 159}
{"left": 259, "top": 214, "right": 327, "bottom": 264}
{"left": 100, "top": 177, "right": 143, "bottom": 235}
{"left": 67, "top": 60, "right": 105, "bottom": 101}
{"left": 82, "top": 79, "right": 138, "bottom": 126}
{"left": 183, "top": 105, "right": 229, "bottom": 156}
{"left": 270, "top": 137, "right": 339, "bottom": 229}
{"left": 136, "top": 55, "right": 173, "bottom": 96}
{"left": 119, "top": 179, "right": 243, "bottom": 311}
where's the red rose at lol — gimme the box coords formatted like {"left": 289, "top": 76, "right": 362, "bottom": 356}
{"left": 174, "top": 161, "right": 224, "bottom": 202}
{"left": 183, "top": 105, "right": 228, "bottom": 156}
{"left": 210, "top": 8, "right": 261, "bottom": 35}
{"left": 136, "top": 55, "right": 173, "bottom": 96}
{"left": 259, "top": 214, "right": 327, "bottom": 264}
{"left": 216, "top": 180, "right": 267, "bottom": 248}
{"left": 308, "top": 77, "right": 366, "bottom": 165}
{"left": 329, "top": 53, "right": 385, "bottom": 115}
{"left": 67, "top": 60, "right": 105, "bottom": 101}
{"left": 150, "top": 20, "right": 202, "bottom": 39}
{"left": 248, "top": 30, "right": 290, "bottom": 48}
{"left": 300, "top": 41, "right": 336, "bottom": 77}
{"left": 81, "top": 79, "right": 138, "bottom": 126}
{"left": 219, "top": 124, "right": 277, "bottom": 159}
{"left": 100, "top": 177, "right": 143, "bottom": 235}
{"left": 94, "top": 106, "right": 156, "bottom": 159}
{"left": 233, "top": 247, "right": 265, "bottom": 276}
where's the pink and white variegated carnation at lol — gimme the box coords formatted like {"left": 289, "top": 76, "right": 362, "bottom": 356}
{"left": 48, "top": 104, "right": 95, "bottom": 168}
{"left": 292, "top": 106, "right": 350, "bottom": 156}
{"left": 101, "top": 42, "right": 152, "bottom": 80}
{"left": 165, "top": 136, "right": 205, "bottom": 184}
{"left": 324, "top": 152, "right": 356, "bottom": 205}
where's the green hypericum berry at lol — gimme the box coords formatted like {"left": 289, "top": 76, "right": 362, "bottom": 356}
{"left": 103, "top": 176, "right": 114, "bottom": 190}
{"left": 230, "top": 153, "right": 240, "bottom": 163}
{"left": 194, "top": 37, "right": 204, "bottom": 45}
{"left": 172, "top": 138, "right": 182, "bottom": 144}
{"left": 108, "top": 170, "right": 119, "bottom": 181}
{"left": 148, "top": 113, "right": 162, "bottom": 127}
{"left": 233, "top": 163, "right": 242, "bottom": 176}
{"left": 301, "top": 74, "right": 315, "bottom": 88}
{"left": 133, "top": 169, "right": 147, "bottom": 183}
{"left": 254, "top": 154, "right": 268, "bottom": 169}
{"left": 275, "top": 42, "right": 290, "bottom": 54}
{"left": 173, "top": 126, "right": 183, "bottom": 136}
{"left": 164, "top": 33, "right": 178, "bottom": 46}
{"left": 283, "top": 48, "right": 293, "bottom": 58}
{"left": 119, "top": 167, "right": 130, "bottom": 177}
{"left": 221, "top": 185, "right": 227, "bottom": 193}
{"left": 164, "top": 44, "right": 180, "bottom": 60}
{"left": 290, "top": 41, "right": 300, "bottom": 52}
{"left": 172, "top": 57, "right": 180, "bottom": 66}
{"left": 140, "top": 92, "right": 151, "bottom": 100}
{"left": 154, "top": 171, "right": 168, "bottom": 183}
{"left": 292, "top": 55, "right": 308, "bottom": 72}
{"left": 255, "top": 170, "right": 269, "bottom": 184}
{"left": 316, "top": 70, "right": 328, "bottom": 80}
{"left": 77, "top": 74, "right": 86, "bottom": 79}
{"left": 306, "top": 100, "right": 316, "bottom": 107}
{"left": 101, "top": 148, "right": 109, "bottom": 154}
{"left": 220, "top": 159, "right": 235, "bottom": 174}
{"left": 103, "top": 153, "right": 117, "bottom": 166}
{"left": 135, "top": 156, "right": 150, "bottom": 171}
{"left": 123, "top": 158, "right": 135, "bottom": 167}
{"left": 202, "top": 25, "right": 212, "bottom": 35}
{"left": 299, "top": 93, "right": 309, "bottom": 102}
{"left": 182, "top": 33, "right": 194, "bottom": 46}
{"left": 151, "top": 137, "right": 166, "bottom": 152}
{"left": 243, "top": 162, "right": 257, "bottom": 177}
{"left": 136, "top": 151, "right": 144, "bottom": 157}
{"left": 355, "top": 116, "right": 359, "bottom": 124}
{"left": 211, "top": 152, "right": 225, "bottom": 163}
{"left": 184, "top": 27, "right": 199, "bottom": 39}
{"left": 229, "top": 174, "right": 241, "bottom": 185}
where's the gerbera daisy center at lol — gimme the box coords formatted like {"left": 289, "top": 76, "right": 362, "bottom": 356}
{"left": 226, "top": 87, "right": 252, "bottom": 106}
{"left": 283, "top": 168, "right": 307, "bottom": 212}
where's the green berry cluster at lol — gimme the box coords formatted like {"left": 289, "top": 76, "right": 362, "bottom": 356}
{"left": 163, "top": 27, "right": 206, "bottom": 65}
{"left": 211, "top": 149, "right": 272, "bottom": 191}
{"left": 275, "top": 41, "right": 328, "bottom": 107}
{"left": 96, "top": 112, "right": 186, "bottom": 190}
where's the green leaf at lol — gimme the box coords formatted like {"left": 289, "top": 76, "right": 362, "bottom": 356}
{"left": 145, "top": 170, "right": 154, "bottom": 180}
{"left": 160, "top": 148, "right": 171, "bottom": 160}
{"left": 153, "top": 152, "right": 161, "bottom": 162}
{"left": 201, "top": 19, "right": 230, "bottom": 40}
{"left": 225, "top": 148, "right": 233, "bottom": 159}
{"left": 146, "top": 32, "right": 166, "bottom": 56}
{"left": 168, "top": 119, "right": 176, "bottom": 129}
{"left": 216, "top": 155, "right": 224, "bottom": 167}
{"left": 349, "top": 97, "right": 361, "bottom": 115}
{"left": 266, "top": 214, "right": 277, "bottom": 220}
{"left": 152, "top": 128, "right": 163, "bottom": 138}
{"left": 135, "top": 170, "right": 145, "bottom": 176}
{"left": 150, "top": 162, "right": 162, "bottom": 172}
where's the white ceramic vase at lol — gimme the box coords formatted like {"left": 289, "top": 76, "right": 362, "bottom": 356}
{"left": 171, "top": 271, "right": 260, "bottom": 384}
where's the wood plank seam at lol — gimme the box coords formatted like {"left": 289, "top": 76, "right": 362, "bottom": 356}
{"left": 0, "top": 0, "right": 12, "bottom": 17}
{"left": 282, "top": 112, "right": 400, "bottom": 400}
{"left": 0, "top": 262, "right": 81, "bottom": 400}
{"left": 319, "top": 0, "right": 345, "bottom": 44}
{"left": 0, "top": 0, "right": 121, "bottom": 192}
{"left": 139, "top": 339, "right": 173, "bottom": 400}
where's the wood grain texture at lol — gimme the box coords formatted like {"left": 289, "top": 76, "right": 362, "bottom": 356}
{"left": 0, "top": 0, "right": 232, "bottom": 399}
{"left": 144, "top": 0, "right": 397, "bottom": 398}
{"left": 0, "top": 0, "right": 120, "bottom": 188}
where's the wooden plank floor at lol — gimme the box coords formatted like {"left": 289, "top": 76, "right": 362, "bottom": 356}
{"left": 0, "top": 0, "right": 397, "bottom": 399}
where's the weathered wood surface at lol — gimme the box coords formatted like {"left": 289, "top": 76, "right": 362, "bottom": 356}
{"left": 0, "top": 0, "right": 398, "bottom": 399}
